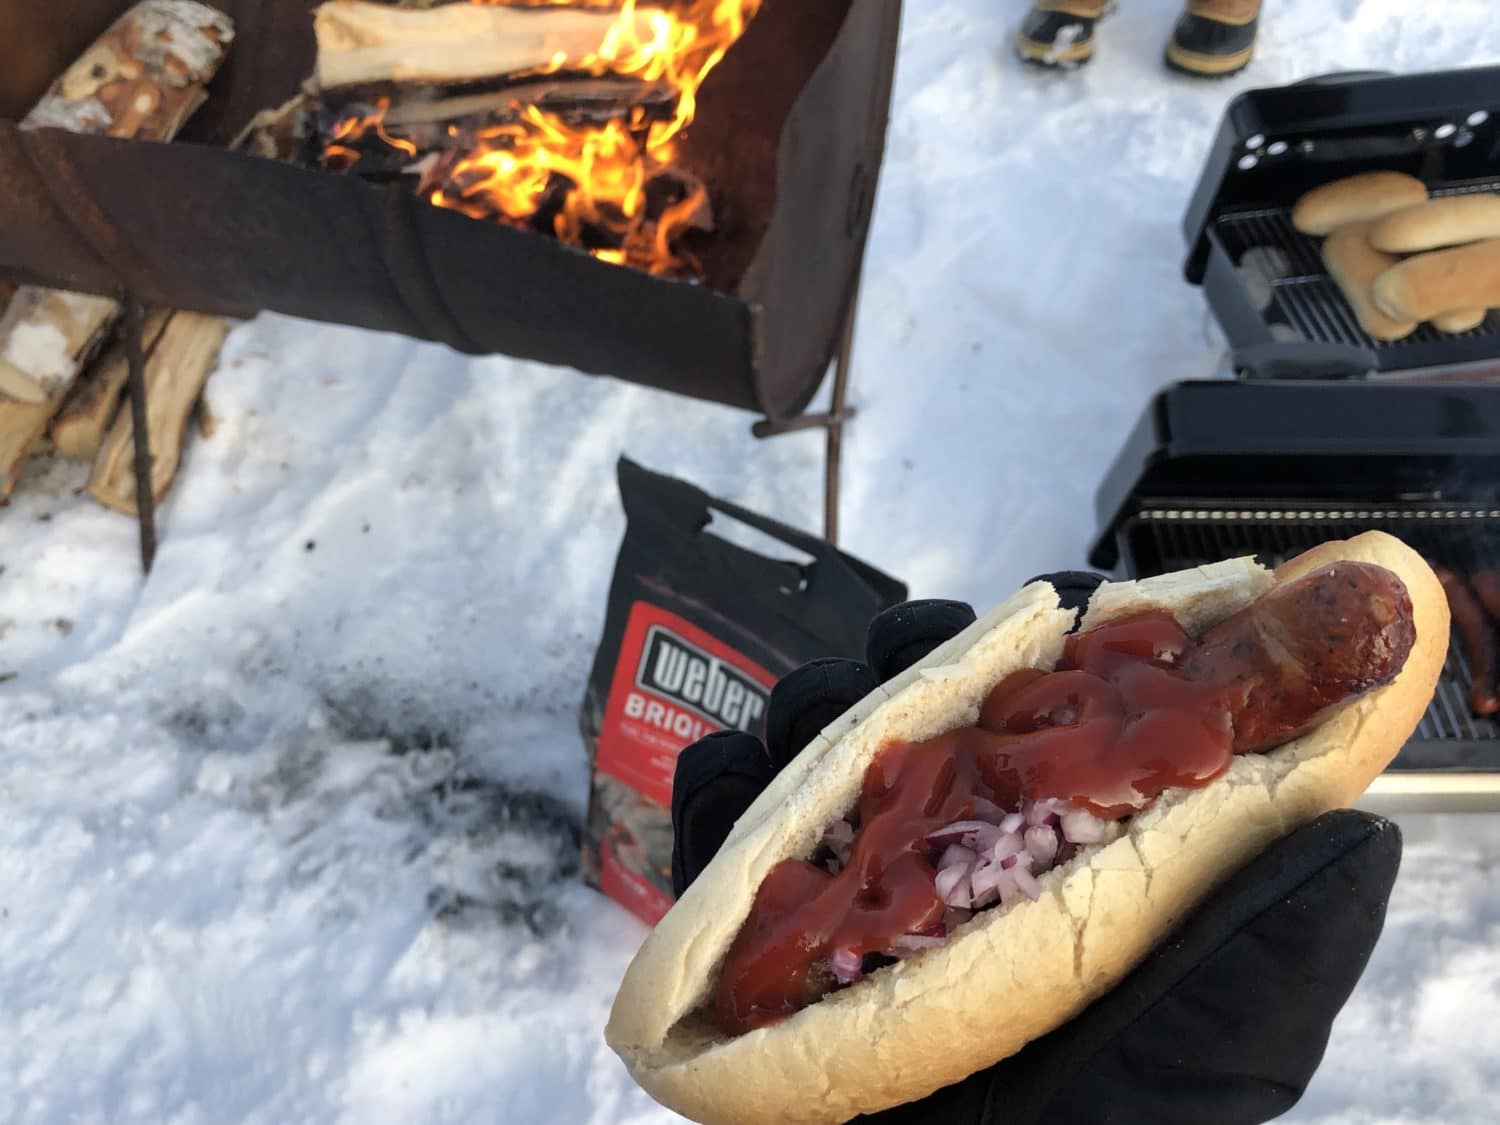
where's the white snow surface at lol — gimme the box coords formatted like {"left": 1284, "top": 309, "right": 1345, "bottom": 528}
{"left": 4, "top": 1, "right": 1500, "bottom": 1121}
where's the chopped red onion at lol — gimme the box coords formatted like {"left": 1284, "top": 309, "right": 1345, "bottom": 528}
{"left": 830, "top": 948, "right": 864, "bottom": 983}
{"left": 1012, "top": 865, "right": 1042, "bottom": 901}
{"left": 816, "top": 795, "right": 1118, "bottom": 972}
{"left": 823, "top": 820, "right": 855, "bottom": 847}
{"left": 970, "top": 860, "right": 1011, "bottom": 900}
{"left": 820, "top": 819, "right": 856, "bottom": 874}
{"left": 928, "top": 820, "right": 1001, "bottom": 848}
{"left": 1024, "top": 825, "right": 1059, "bottom": 866}
{"left": 935, "top": 862, "right": 973, "bottom": 909}
{"left": 997, "top": 871, "right": 1028, "bottom": 906}
{"left": 1061, "top": 807, "right": 1111, "bottom": 845}
{"left": 1026, "top": 797, "right": 1069, "bottom": 828}
{"left": 939, "top": 844, "right": 978, "bottom": 871}
{"left": 987, "top": 831, "right": 1024, "bottom": 864}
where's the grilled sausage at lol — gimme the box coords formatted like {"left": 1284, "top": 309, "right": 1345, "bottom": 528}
{"left": 1471, "top": 569, "right": 1500, "bottom": 624}
{"left": 1181, "top": 561, "right": 1417, "bottom": 752}
{"left": 1435, "top": 567, "right": 1500, "bottom": 716}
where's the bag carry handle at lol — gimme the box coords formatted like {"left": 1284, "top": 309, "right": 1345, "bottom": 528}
{"left": 616, "top": 457, "right": 905, "bottom": 619}
{"left": 619, "top": 457, "right": 839, "bottom": 564}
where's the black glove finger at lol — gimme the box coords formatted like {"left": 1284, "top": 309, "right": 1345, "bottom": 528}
{"left": 980, "top": 809, "right": 1402, "bottom": 1125}
{"left": 765, "top": 657, "right": 879, "bottom": 772}
{"left": 866, "top": 599, "right": 978, "bottom": 683}
{"left": 671, "top": 731, "right": 775, "bottom": 896}
{"left": 1025, "top": 570, "right": 1107, "bottom": 618}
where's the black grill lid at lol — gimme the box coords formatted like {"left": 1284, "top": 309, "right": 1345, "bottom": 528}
{"left": 1182, "top": 64, "right": 1500, "bottom": 286}
{"left": 1089, "top": 381, "right": 1500, "bottom": 571}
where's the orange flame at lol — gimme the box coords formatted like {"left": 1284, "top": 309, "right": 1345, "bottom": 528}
{"left": 326, "top": 0, "right": 762, "bottom": 277}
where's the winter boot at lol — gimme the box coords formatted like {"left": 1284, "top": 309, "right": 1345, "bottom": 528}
{"left": 1016, "top": 2, "right": 1112, "bottom": 69}
{"left": 1166, "top": 0, "right": 1262, "bottom": 77}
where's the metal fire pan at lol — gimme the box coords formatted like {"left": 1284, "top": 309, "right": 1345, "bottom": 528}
{"left": 0, "top": 0, "right": 902, "bottom": 417}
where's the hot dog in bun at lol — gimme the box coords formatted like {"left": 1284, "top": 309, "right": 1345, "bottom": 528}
{"left": 606, "top": 532, "right": 1447, "bottom": 1124}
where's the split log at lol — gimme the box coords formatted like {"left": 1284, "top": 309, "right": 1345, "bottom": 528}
{"left": 50, "top": 308, "right": 172, "bottom": 460}
{"left": 0, "top": 402, "right": 56, "bottom": 502}
{"left": 24, "top": 0, "right": 234, "bottom": 141}
{"left": 377, "top": 77, "right": 678, "bottom": 129}
{"left": 88, "top": 312, "right": 229, "bottom": 515}
{"left": 314, "top": 0, "right": 652, "bottom": 90}
{"left": 0, "top": 1, "right": 234, "bottom": 409}
{"left": 0, "top": 289, "right": 122, "bottom": 405}
{"left": 320, "top": 78, "right": 679, "bottom": 179}
{"left": 232, "top": 87, "right": 318, "bottom": 163}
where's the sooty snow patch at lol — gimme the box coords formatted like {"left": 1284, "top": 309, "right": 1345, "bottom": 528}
{"left": 236, "top": 688, "right": 584, "bottom": 937}
{"left": 422, "top": 782, "right": 582, "bottom": 936}
{"left": 322, "top": 683, "right": 463, "bottom": 757}
{"left": 163, "top": 691, "right": 252, "bottom": 746}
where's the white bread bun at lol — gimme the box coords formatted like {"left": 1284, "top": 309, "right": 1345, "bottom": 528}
{"left": 1369, "top": 193, "right": 1500, "bottom": 254}
{"left": 1432, "top": 307, "right": 1487, "bottom": 334}
{"left": 1372, "top": 238, "right": 1500, "bottom": 322}
{"left": 606, "top": 533, "right": 1447, "bottom": 1125}
{"left": 1321, "top": 221, "right": 1417, "bottom": 341}
{"left": 1291, "top": 172, "right": 1428, "bottom": 237}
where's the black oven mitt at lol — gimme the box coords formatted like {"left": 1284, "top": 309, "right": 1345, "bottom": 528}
{"left": 671, "top": 583, "right": 1402, "bottom": 1125}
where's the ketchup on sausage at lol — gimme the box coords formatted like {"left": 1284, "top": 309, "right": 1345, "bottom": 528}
{"left": 713, "top": 609, "right": 1232, "bottom": 1035}
{"left": 711, "top": 564, "right": 1414, "bottom": 1037}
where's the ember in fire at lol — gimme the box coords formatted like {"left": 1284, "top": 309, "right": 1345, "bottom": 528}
{"left": 322, "top": 0, "right": 763, "bottom": 277}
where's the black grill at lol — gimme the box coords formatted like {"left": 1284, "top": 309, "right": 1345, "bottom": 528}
{"left": 1214, "top": 176, "right": 1500, "bottom": 355}
{"left": 1181, "top": 66, "right": 1500, "bottom": 380}
{"left": 1120, "top": 502, "right": 1500, "bottom": 766}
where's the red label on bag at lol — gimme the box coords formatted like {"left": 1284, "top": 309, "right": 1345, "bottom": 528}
{"left": 598, "top": 837, "right": 676, "bottom": 924}
{"left": 596, "top": 602, "right": 777, "bottom": 809}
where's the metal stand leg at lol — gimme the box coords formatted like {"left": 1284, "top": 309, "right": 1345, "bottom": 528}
{"left": 752, "top": 290, "right": 863, "bottom": 547}
{"left": 822, "top": 302, "right": 858, "bottom": 546}
{"left": 122, "top": 292, "right": 157, "bottom": 573}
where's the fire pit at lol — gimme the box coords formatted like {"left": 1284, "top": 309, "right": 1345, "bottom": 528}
{"left": 0, "top": 0, "right": 902, "bottom": 419}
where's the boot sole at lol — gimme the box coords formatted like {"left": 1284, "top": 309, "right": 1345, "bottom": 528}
{"left": 1164, "top": 39, "right": 1255, "bottom": 77}
{"left": 1015, "top": 2, "right": 1114, "bottom": 69}
{"left": 1017, "top": 32, "right": 1096, "bottom": 67}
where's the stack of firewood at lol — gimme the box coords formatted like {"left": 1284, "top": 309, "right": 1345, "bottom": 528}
{"left": 0, "top": 1, "right": 235, "bottom": 519}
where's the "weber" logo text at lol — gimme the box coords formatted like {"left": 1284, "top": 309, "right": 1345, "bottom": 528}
{"left": 635, "top": 627, "right": 769, "bottom": 731}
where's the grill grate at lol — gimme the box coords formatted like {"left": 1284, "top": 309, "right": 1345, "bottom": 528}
{"left": 1216, "top": 177, "right": 1500, "bottom": 352}
{"left": 1123, "top": 504, "right": 1500, "bottom": 762}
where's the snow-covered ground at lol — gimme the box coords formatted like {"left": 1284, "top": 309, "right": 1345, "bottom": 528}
{"left": 3, "top": 1, "right": 1499, "bottom": 1121}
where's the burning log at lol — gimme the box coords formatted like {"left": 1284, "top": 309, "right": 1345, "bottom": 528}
{"left": 309, "top": 0, "right": 751, "bottom": 277}
{"left": 0, "top": 0, "right": 233, "bottom": 409}
{"left": 233, "top": 88, "right": 318, "bottom": 163}
{"left": 320, "top": 79, "right": 680, "bottom": 181}
{"left": 378, "top": 78, "right": 679, "bottom": 129}
{"left": 87, "top": 312, "right": 229, "bottom": 516}
{"left": 314, "top": 0, "right": 656, "bottom": 90}
{"left": 50, "top": 309, "right": 173, "bottom": 461}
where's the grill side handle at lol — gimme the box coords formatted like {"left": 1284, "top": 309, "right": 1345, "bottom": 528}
{"left": 1233, "top": 341, "right": 1377, "bottom": 380}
